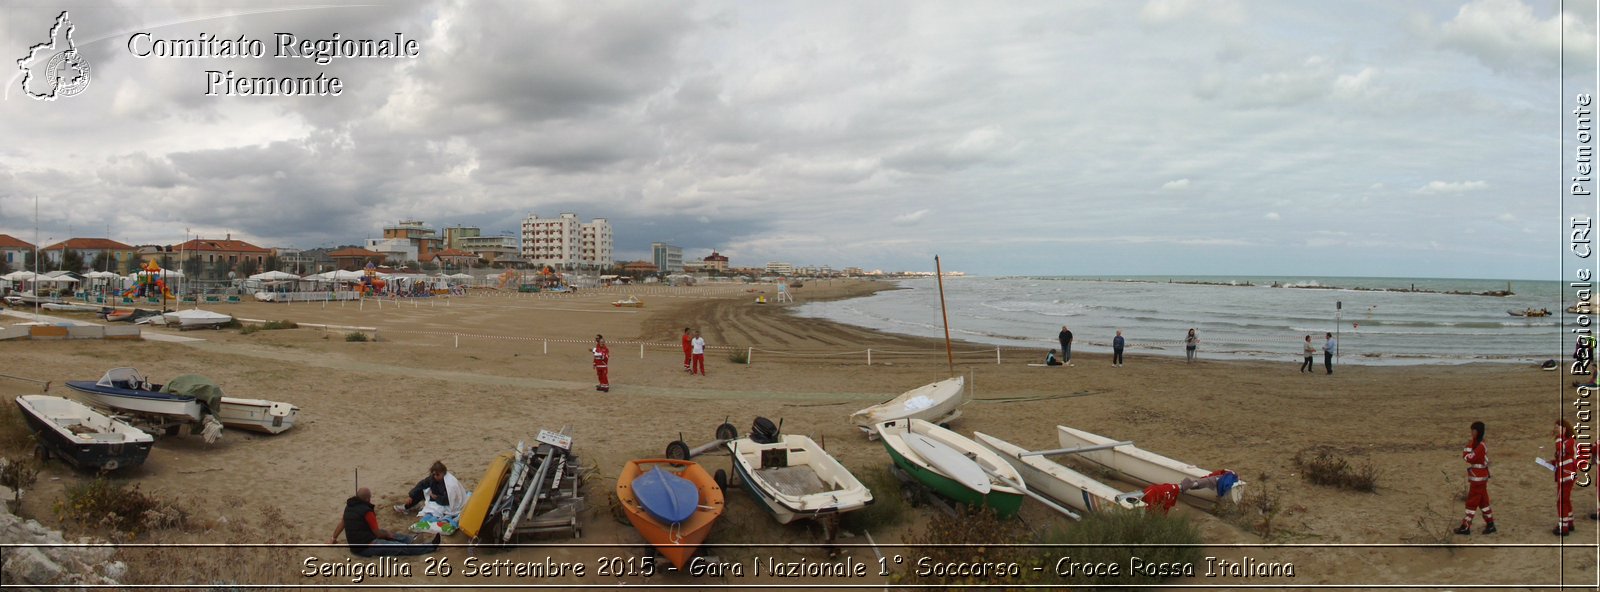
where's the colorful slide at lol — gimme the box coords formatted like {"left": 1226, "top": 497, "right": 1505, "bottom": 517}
{"left": 126, "top": 260, "right": 175, "bottom": 299}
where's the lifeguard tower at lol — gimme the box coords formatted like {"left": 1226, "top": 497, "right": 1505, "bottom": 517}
{"left": 774, "top": 280, "right": 795, "bottom": 304}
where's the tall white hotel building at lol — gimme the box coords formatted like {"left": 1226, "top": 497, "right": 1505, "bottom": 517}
{"left": 520, "top": 213, "right": 613, "bottom": 269}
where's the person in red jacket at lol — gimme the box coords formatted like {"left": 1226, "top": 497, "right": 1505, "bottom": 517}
{"left": 592, "top": 334, "right": 610, "bottom": 392}
{"left": 1455, "top": 421, "right": 1496, "bottom": 535}
{"left": 1555, "top": 418, "right": 1578, "bottom": 536}
{"left": 681, "top": 327, "right": 693, "bottom": 372}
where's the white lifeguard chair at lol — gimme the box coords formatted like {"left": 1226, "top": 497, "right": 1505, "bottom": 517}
{"left": 774, "top": 281, "right": 795, "bottom": 304}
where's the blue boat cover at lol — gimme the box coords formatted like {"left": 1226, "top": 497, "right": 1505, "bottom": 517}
{"left": 635, "top": 466, "right": 698, "bottom": 524}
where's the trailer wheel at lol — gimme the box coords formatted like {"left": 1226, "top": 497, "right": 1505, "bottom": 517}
{"left": 664, "top": 440, "right": 691, "bottom": 461}
{"left": 164, "top": 425, "right": 180, "bottom": 437}
{"left": 33, "top": 444, "right": 50, "bottom": 461}
{"left": 714, "top": 423, "right": 738, "bottom": 441}
{"left": 713, "top": 469, "right": 728, "bottom": 491}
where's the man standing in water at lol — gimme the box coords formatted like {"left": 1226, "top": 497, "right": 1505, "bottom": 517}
{"left": 1058, "top": 325, "right": 1074, "bottom": 366}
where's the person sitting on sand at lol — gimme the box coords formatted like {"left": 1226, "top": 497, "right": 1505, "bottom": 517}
{"left": 331, "top": 487, "right": 439, "bottom": 557}
{"left": 395, "top": 461, "right": 451, "bottom": 515}
{"left": 1044, "top": 349, "right": 1062, "bottom": 366}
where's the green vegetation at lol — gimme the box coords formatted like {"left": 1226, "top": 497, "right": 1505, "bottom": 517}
{"left": 344, "top": 331, "right": 369, "bottom": 342}
{"left": 840, "top": 465, "right": 907, "bottom": 533}
{"left": 727, "top": 349, "right": 749, "bottom": 364}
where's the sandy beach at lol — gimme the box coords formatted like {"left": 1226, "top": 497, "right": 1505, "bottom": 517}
{"left": 0, "top": 279, "right": 1590, "bottom": 588}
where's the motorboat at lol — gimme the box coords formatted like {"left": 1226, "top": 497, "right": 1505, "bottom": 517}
{"left": 65, "top": 368, "right": 206, "bottom": 422}
{"left": 727, "top": 433, "right": 873, "bottom": 525}
{"left": 15, "top": 395, "right": 153, "bottom": 472}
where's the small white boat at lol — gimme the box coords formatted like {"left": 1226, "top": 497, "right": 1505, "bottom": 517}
{"left": 727, "top": 434, "right": 873, "bottom": 525}
{"left": 611, "top": 295, "right": 644, "bottom": 308}
{"left": 217, "top": 397, "right": 299, "bottom": 434}
{"left": 850, "top": 376, "right": 966, "bottom": 435}
{"left": 15, "top": 395, "right": 154, "bottom": 471}
{"left": 1056, "top": 425, "right": 1245, "bottom": 504}
{"left": 874, "top": 418, "right": 1025, "bottom": 517}
{"left": 974, "top": 431, "right": 1145, "bottom": 514}
{"left": 40, "top": 303, "right": 102, "bottom": 313}
{"left": 162, "top": 309, "right": 232, "bottom": 330}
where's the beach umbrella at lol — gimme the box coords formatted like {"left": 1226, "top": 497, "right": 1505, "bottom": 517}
{"left": 2, "top": 271, "right": 37, "bottom": 281}
{"left": 248, "top": 270, "right": 300, "bottom": 281}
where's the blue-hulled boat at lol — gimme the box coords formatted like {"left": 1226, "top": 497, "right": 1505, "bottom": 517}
{"left": 65, "top": 368, "right": 204, "bottom": 422}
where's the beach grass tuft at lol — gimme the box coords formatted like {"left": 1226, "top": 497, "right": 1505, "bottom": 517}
{"left": 840, "top": 465, "right": 907, "bottom": 533}
{"left": 344, "top": 331, "right": 369, "bottom": 342}
{"left": 1036, "top": 508, "right": 1205, "bottom": 588}
{"left": 0, "top": 456, "right": 39, "bottom": 506}
{"left": 0, "top": 402, "right": 36, "bottom": 455}
{"left": 1218, "top": 478, "right": 1286, "bottom": 538}
{"left": 727, "top": 349, "right": 749, "bottom": 364}
{"left": 1293, "top": 447, "right": 1378, "bottom": 492}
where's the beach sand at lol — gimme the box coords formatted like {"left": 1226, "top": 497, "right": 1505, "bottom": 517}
{"left": 0, "top": 279, "right": 1590, "bottom": 587}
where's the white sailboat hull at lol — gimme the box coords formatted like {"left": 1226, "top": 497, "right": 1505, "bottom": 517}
{"left": 974, "top": 432, "right": 1144, "bottom": 513}
{"left": 1056, "top": 425, "right": 1244, "bottom": 504}
{"left": 850, "top": 376, "right": 966, "bottom": 432}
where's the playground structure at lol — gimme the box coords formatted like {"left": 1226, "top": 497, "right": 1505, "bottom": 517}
{"left": 357, "top": 262, "right": 388, "bottom": 296}
{"left": 125, "top": 261, "right": 175, "bottom": 300}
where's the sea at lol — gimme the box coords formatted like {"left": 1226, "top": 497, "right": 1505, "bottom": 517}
{"left": 792, "top": 276, "right": 1569, "bottom": 365}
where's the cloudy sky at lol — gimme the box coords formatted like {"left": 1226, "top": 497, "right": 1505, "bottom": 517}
{"left": 0, "top": 0, "right": 1589, "bottom": 278}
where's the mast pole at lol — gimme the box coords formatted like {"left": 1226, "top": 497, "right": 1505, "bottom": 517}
{"left": 935, "top": 255, "right": 953, "bottom": 374}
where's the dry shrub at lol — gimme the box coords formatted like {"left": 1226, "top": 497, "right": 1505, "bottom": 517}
{"left": 1218, "top": 480, "right": 1285, "bottom": 539}
{"left": 0, "top": 456, "right": 40, "bottom": 505}
{"left": 261, "top": 320, "right": 298, "bottom": 330}
{"left": 54, "top": 479, "right": 188, "bottom": 539}
{"left": 1293, "top": 446, "right": 1378, "bottom": 492}
{"left": 900, "top": 506, "right": 1035, "bottom": 588}
{"left": 119, "top": 503, "right": 304, "bottom": 587}
{"left": 344, "top": 331, "right": 369, "bottom": 342}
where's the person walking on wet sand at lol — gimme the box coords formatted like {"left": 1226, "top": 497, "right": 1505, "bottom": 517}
{"left": 690, "top": 330, "right": 707, "bottom": 376}
{"left": 1455, "top": 421, "right": 1496, "bottom": 535}
{"left": 1058, "top": 325, "right": 1074, "bottom": 366}
{"left": 681, "top": 327, "right": 693, "bottom": 372}
{"left": 1300, "top": 335, "right": 1315, "bottom": 373}
{"left": 1184, "top": 329, "right": 1198, "bottom": 363}
{"left": 592, "top": 335, "right": 611, "bottom": 392}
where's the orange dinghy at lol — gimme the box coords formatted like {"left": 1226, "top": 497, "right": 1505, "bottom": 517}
{"left": 616, "top": 459, "right": 724, "bottom": 569}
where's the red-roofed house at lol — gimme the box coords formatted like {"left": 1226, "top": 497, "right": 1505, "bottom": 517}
{"left": 0, "top": 234, "right": 33, "bottom": 272}
{"left": 41, "top": 238, "right": 136, "bottom": 273}
{"left": 428, "top": 248, "right": 479, "bottom": 269}
{"left": 173, "top": 236, "right": 271, "bottom": 272}
{"left": 328, "top": 247, "right": 385, "bottom": 271}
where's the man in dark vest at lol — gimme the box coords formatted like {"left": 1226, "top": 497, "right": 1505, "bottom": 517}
{"left": 328, "top": 487, "right": 438, "bottom": 556}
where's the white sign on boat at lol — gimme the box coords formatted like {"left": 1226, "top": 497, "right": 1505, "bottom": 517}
{"left": 536, "top": 429, "right": 571, "bottom": 450}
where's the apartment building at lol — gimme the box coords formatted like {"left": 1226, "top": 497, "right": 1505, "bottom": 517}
{"left": 521, "top": 213, "right": 612, "bottom": 269}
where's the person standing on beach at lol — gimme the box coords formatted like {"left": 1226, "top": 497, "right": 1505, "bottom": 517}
{"left": 1554, "top": 419, "right": 1578, "bottom": 536}
{"left": 1323, "top": 332, "right": 1336, "bottom": 374}
{"left": 1455, "top": 421, "right": 1496, "bottom": 535}
{"left": 1300, "top": 335, "right": 1316, "bottom": 373}
{"left": 1058, "top": 326, "right": 1074, "bottom": 366}
{"left": 1112, "top": 330, "right": 1125, "bottom": 367}
{"left": 681, "top": 328, "right": 693, "bottom": 372}
{"left": 1184, "top": 329, "right": 1198, "bottom": 363}
{"left": 690, "top": 330, "right": 707, "bottom": 376}
{"left": 592, "top": 335, "right": 611, "bottom": 392}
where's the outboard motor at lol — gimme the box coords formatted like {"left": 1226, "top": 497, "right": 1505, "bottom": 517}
{"left": 750, "top": 417, "right": 780, "bottom": 444}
